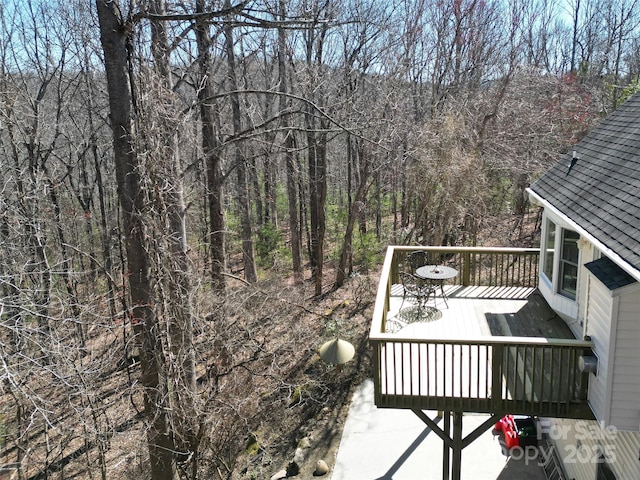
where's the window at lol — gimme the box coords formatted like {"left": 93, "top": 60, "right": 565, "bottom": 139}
{"left": 596, "top": 452, "right": 617, "bottom": 480}
{"left": 559, "top": 230, "right": 580, "bottom": 299}
{"left": 542, "top": 220, "right": 556, "bottom": 280}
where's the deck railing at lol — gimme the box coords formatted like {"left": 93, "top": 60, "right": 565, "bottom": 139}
{"left": 370, "top": 246, "right": 595, "bottom": 419}
{"left": 390, "top": 246, "right": 540, "bottom": 289}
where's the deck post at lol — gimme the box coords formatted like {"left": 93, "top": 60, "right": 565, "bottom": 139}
{"left": 462, "top": 251, "right": 471, "bottom": 286}
{"left": 442, "top": 411, "right": 450, "bottom": 480}
{"left": 491, "top": 344, "right": 503, "bottom": 410}
{"left": 451, "top": 411, "right": 463, "bottom": 480}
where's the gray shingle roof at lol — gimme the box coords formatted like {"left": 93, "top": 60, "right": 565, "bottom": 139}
{"left": 530, "top": 92, "right": 640, "bottom": 275}
{"left": 584, "top": 257, "right": 636, "bottom": 290}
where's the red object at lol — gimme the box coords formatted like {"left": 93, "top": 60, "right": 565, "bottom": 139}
{"left": 494, "top": 415, "right": 519, "bottom": 448}
{"left": 494, "top": 415, "right": 538, "bottom": 449}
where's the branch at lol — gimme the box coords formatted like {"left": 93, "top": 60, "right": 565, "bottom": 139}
{"left": 187, "top": 88, "right": 391, "bottom": 153}
{"left": 235, "top": 11, "right": 332, "bottom": 29}
{"left": 131, "top": 0, "right": 250, "bottom": 23}
{"left": 133, "top": 1, "right": 332, "bottom": 29}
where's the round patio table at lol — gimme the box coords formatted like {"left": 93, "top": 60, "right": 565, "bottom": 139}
{"left": 415, "top": 265, "right": 458, "bottom": 308}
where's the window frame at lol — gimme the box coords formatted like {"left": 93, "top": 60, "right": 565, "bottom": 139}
{"left": 542, "top": 219, "right": 556, "bottom": 282}
{"left": 558, "top": 229, "right": 580, "bottom": 299}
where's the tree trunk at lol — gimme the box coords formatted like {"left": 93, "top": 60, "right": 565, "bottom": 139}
{"left": 45, "top": 170, "right": 84, "bottom": 347}
{"left": 149, "top": 0, "right": 197, "bottom": 459}
{"left": 277, "top": 1, "right": 303, "bottom": 283}
{"left": 336, "top": 145, "right": 369, "bottom": 288}
{"left": 307, "top": 127, "right": 327, "bottom": 295}
{"left": 194, "top": 6, "right": 226, "bottom": 292}
{"left": 224, "top": 12, "right": 257, "bottom": 283}
{"left": 304, "top": 17, "right": 329, "bottom": 296}
{"left": 95, "top": 2, "right": 175, "bottom": 478}
{"left": 570, "top": 0, "right": 581, "bottom": 73}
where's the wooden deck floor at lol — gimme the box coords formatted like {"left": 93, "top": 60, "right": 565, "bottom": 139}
{"left": 385, "top": 285, "right": 576, "bottom": 341}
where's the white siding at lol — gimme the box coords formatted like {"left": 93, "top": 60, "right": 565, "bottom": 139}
{"left": 584, "top": 276, "right": 613, "bottom": 425}
{"left": 610, "top": 291, "right": 640, "bottom": 430}
{"left": 577, "top": 241, "right": 599, "bottom": 334}
{"left": 534, "top": 206, "right": 640, "bottom": 478}
{"left": 552, "top": 295, "right": 581, "bottom": 336}
{"left": 545, "top": 418, "right": 640, "bottom": 480}
{"left": 543, "top": 418, "right": 596, "bottom": 480}
{"left": 611, "top": 429, "right": 640, "bottom": 479}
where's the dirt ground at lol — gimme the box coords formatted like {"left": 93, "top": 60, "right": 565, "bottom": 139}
{"left": 225, "top": 271, "right": 375, "bottom": 480}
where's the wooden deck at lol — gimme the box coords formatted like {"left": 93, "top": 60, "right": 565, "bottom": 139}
{"left": 371, "top": 278, "right": 594, "bottom": 419}
{"left": 368, "top": 247, "right": 595, "bottom": 480}
{"left": 385, "top": 285, "right": 573, "bottom": 339}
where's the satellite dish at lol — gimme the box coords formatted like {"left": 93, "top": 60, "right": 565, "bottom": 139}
{"left": 319, "top": 338, "right": 355, "bottom": 365}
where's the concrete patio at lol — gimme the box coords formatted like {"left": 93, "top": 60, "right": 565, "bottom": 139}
{"left": 331, "top": 379, "right": 547, "bottom": 480}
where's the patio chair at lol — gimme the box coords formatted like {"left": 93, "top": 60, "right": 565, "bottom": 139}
{"left": 408, "top": 250, "right": 430, "bottom": 271}
{"left": 398, "top": 271, "right": 436, "bottom": 310}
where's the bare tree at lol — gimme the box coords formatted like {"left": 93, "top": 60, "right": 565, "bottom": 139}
{"left": 195, "top": 0, "right": 227, "bottom": 292}
{"left": 277, "top": 0, "right": 304, "bottom": 284}
{"left": 223, "top": 3, "right": 258, "bottom": 283}
{"left": 299, "top": 0, "right": 331, "bottom": 296}
{"left": 95, "top": 2, "right": 176, "bottom": 477}
{"left": 146, "top": 0, "right": 199, "bottom": 462}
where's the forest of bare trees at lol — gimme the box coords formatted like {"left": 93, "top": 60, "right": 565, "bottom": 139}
{"left": 1, "top": 0, "right": 639, "bottom": 478}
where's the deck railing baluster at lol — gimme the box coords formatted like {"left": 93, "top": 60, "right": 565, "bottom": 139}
{"left": 434, "top": 343, "right": 439, "bottom": 397}
{"left": 473, "top": 345, "right": 478, "bottom": 406}
{"left": 451, "top": 344, "right": 456, "bottom": 399}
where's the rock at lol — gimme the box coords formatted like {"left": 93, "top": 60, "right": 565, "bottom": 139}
{"left": 270, "top": 469, "right": 287, "bottom": 480}
{"left": 298, "top": 437, "right": 312, "bottom": 449}
{"left": 286, "top": 461, "right": 300, "bottom": 477}
{"left": 293, "top": 447, "right": 306, "bottom": 464}
{"left": 314, "top": 459, "right": 329, "bottom": 476}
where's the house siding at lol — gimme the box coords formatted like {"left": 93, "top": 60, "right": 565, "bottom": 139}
{"left": 547, "top": 239, "right": 640, "bottom": 478}
{"left": 544, "top": 418, "right": 640, "bottom": 480}
{"left": 544, "top": 418, "right": 595, "bottom": 480}
{"left": 610, "top": 430, "right": 640, "bottom": 479}
{"left": 609, "top": 291, "right": 640, "bottom": 430}
{"left": 577, "top": 241, "right": 599, "bottom": 333}
{"left": 584, "top": 274, "right": 613, "bottom": 425}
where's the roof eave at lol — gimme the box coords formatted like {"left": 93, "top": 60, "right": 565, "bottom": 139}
{"left": 527, "top": 187, "right": 640, "bottom": 283}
